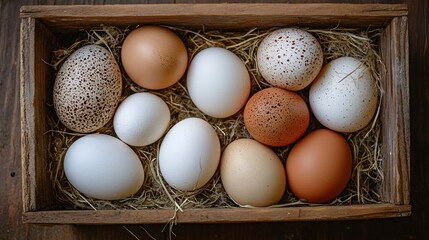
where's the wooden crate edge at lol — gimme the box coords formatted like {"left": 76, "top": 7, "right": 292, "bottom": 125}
{"left": 23, "top": 204, "right": 411, "bottom": 224}
{"left": 380, "top": 16, "right": 410, "bottom": 205}
{"left": 19, "top": 3, "right": 408, "bottom": 18}
{"left": 20, "top": 16, "right": 36, "bottom": 213}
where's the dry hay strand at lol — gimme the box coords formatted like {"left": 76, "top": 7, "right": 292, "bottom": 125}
{"left": 47, "top": 24, "right": 384, "bottom": 213}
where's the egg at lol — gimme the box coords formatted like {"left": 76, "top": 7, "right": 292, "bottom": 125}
{"left": 220, "top": 139, "right": 286, "bottom": 207}
{"left": 53, "top": 44, "right": 122, "bottom": 133}
{"left": 64, "top": 134, "right": 145, "bottom": 200}
{"left": 309, "top": 56, "right": 378, "bottom": 132}
{"left": 187, "top": 47, "right": 251, "bottom": 118}
{"left": 159, "top": 118, "right": 221, "bottom": 191}
{"left": 285, "top": 129, "right": 352, "bottom": 203}
{"left": 257, "top": 28, "right": 323, "bottom": 91}
{"left": 244, "top": 87, "right": 310, "bottom": 147}
{"left": 113, "top": 92, "right": 170, "bottom": 147}
{"left": 121, "top": 26, "right": 188, "bottom": 90}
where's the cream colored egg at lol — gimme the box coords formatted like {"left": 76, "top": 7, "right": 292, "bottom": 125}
{"left": 220, "top": 138, "right": 286, "bottom": 207}
{"left": 309, "top": 57, "right": 378, "bottom": 132}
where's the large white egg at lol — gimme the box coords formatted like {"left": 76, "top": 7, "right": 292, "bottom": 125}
{"left": 309, "top": 57, "right": 378, "bottom": 132}
{"left": 159, "top": 118, "right": 221, "bottom": 191}
{"left": 64, "top": 134, "right": 144, "bottom": 200}
{"left": 186, "top": 47, "right": 250, "bottom": 118}
{"left": 113, "top": 92, "right": 170, "bottom": 146}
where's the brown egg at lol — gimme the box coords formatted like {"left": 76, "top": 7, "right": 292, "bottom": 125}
{"left": 285, "top": 129, "right": 352, "bottom": 203}
{"left": 121, "top": 26, "right": 188, "bottom": 90}
{"left": 244, "top": 87, "right": 309, "bottom": 147}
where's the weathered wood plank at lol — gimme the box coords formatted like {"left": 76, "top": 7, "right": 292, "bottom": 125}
{"left": 21, "top": 18, "right": 59, "bottom": 213}
{"left": 20, "top": 16, "right": 36, "bottom": 213}
{"left": 19, "top": 4, "right": 408, "bottom": 32}
{"left": 1, "top": 0, "right": 32, "bottom": 239}
{"left": 20, "top": 4, "right": 408, "bottom": 18}
{"left": 379, "top": 16, "right": 410, "bottom": 205}
{"left": 23, "top": 204, "right": 411, "bottom": 224}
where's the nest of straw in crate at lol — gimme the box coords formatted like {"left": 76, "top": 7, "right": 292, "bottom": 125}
{"left": 47, "top": 24, "right": 384, "bottom": 212}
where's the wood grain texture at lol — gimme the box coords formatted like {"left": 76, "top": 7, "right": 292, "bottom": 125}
{"left": 21, "top": 17, "right": 59, "bottom": 213}
{"left": 20, "top": 3, "right": 408, "bottom": 18}
{"left": 403, "top": 0, "right": 429, "bottom": 237}
{"left": 1, "top": 1, "right": 30, "bottom": 239}
{"left": 19, "top": 3, "right": 408, "bottom": 31}
{"left": 1, "top": 0, "right": 428, "bottom": 239}
{"left": 20, "top": 16, "right": 36, "bottom": 214}
{"left": 379, "top": 16, "right": 410, "bottom": 205}
{"left": 22, "top": 204, "right": 411, "bottom": 224}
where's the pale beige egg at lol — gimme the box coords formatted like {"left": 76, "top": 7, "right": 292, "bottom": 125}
{"left": 220, "top": 138, "right": 286, "bottom": 207}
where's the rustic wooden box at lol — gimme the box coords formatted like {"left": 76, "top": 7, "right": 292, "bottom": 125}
{"left": 20, "top": 4, "right": 411, "bottom": 224}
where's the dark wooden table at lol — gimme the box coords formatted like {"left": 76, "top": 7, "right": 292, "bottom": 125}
{"left": 2, "top": 0, "right": 428, "bottom": 239}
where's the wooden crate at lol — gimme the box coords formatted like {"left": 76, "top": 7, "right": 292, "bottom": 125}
{"left": 20, "top": 4, "right": 411, "bottom": 224}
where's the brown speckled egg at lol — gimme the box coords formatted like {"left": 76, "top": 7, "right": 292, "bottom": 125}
{"left": 53, "top": 44, "right": 122, "bottom": 133}
{"left": 244, "top": 87, "right": 310, "bottom": 147}
{"left": 257, "top": 28, "right": 323, "bottom": 91}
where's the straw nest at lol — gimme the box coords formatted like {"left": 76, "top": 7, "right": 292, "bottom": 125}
{"left": 47, "top": 24, "right": 384, "bottom": 213}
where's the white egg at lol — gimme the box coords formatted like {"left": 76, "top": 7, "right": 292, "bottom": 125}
{"left": 309, "top": 57, "right": 378, "bottom": 132}
{"left": 64, "top": 134, "right": 145, "bottom": 200}
{"left": 159, "top": 118, "right": 221, "bottom": 191}
{"left": 257, "top": 28, "right": 323, "bottom": 91}
{"left": 113, "top": 92, "right": 170, "bottom": 146}
{"left": 187, "top": 47, "right": 250, "bottom": 118}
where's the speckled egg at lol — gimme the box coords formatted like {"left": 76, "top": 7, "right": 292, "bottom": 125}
{"left": 257, "top": 28, "right": 323, "bottom": 91}
{"left": 244, "top": 87, "right": 310, "bottom": 147}
{"left": 309, "top": 57, "right": 378, "bottom": 132}
{"left": 53, "top": 45, "right": 122, "bottom": 133}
